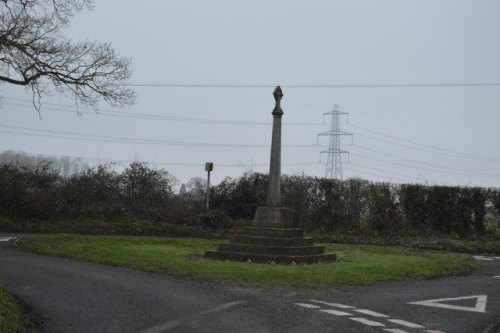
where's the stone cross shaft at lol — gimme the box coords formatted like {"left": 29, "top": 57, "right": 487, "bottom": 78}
{"left": 267, "top": 86, "right": 284, "bottom": 207}
{"left": 203, "top": 86, "right": 336, "bottom": 265}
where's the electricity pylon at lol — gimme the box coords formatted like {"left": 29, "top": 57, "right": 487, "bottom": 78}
{"left": 317, "top": 104, "right": 352, "bottom": 179}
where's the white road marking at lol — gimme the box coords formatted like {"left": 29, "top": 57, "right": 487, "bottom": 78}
{"left": 473, "top": 255, "right": 494, "bottom": 261}
{"left": 388, "top": 319, "right": 425, "bottom": 328}
{"left": 494, "top": 276, "right": 500, "bottom": 278}
{"left": 494, "top": 257, "right": 500, "bottom": 260}
{"left": 354, "top": 309, "right": 389, "bottom": 318}
{"left": 350, "top": 317, "right": 385, "bottom": 327}
{"left": 319, "top": 309, "right": 352, "bottom": 316}
{"left": 295, "top": 303, "right": 321, "bottom": 309}
{"left": 310, "top": 299, "right": 355, "bottom": 309}
{"left": 302, "top": 299, "right": 448, "bottom": 332}
{"left": 409, "top": 295, "right": 487, "bottom": 313}
{"left": 0, "top": 237, "right": 13, "bottom": 242}
{"left": 140, "top": 300, "right": 245, "bottom": 333}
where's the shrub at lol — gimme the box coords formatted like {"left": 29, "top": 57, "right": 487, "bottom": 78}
{"left": 195, "top": 210, "right": 232, "bottom": 229}
{"left": 0, "top": 163, "right": 60, "bottom": 220}
{"left": 210, "top": 172, "right": 267, "bottom": 220}
{"left": 0, "top": 161, "right": 498, "bottom": 239}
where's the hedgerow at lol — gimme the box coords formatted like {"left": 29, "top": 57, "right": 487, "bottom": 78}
{"left": 0, "top": 163, "right": 498, "bottom": 238}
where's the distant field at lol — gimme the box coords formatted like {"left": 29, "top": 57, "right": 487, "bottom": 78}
{"left": 18, "top": 235, "right": 483, "bottom": 289}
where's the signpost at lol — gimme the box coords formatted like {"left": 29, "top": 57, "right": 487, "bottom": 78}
{"left": 205, "top": 162, "right": 213, "bottom": 212}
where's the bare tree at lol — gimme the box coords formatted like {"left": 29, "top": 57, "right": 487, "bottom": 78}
{"left": 0, "top": 0, "right": 136, "bottom": 112}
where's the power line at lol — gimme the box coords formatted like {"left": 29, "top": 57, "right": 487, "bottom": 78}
{"left": 0, "top": 149, "right": 318, "bottom": 169}
{"left": 124, "top": 82, "right": 500, "bottom": 88}
{"left": 4, "top": 99, "right": 499, "bottom": 183}
{"left": 0, "top": 124, "right": 322, "bottom": 148}
{"left": 345, "top": 165, "right": 420, "bottom": 184}
{"left": 348, "top": 161, "right": 421, "bottom": 182}
{"left": 2, "top": 123, "right": 498, "bottom": 181}
{"left": 0, "top": 148, "right": 420, "bottom": 183}
{"left": 3, "top": 99, "right": 324, "bottom": 126}
{"left": 7, "top": 97, "right": 498, "bottom": 163}
{"left": 347, "top": 162, "right": 457, "bottom": 186}
{"left": 350, "top": 144, "right": 500, "bottom": 177}
{"left": 350, "top": 152, "right": 500, "bottom": 179}
{"left": 347, "top": 123, "right": 500, "bottom": 162}
{"left": 351, "top": 131, "right": 500, "bottom": 163}
{"left": 6, "top": 97, "right": 500, "bottom": 161}
{"left": 0, "top": 147, "right": 456, "bottom": 185}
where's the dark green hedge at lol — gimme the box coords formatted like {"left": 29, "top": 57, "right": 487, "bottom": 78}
{"left": 211, "top": 173, "right": 499, "bottom": 237}
{"left": 0, "top": 164, "right": 498, "bottom": 238}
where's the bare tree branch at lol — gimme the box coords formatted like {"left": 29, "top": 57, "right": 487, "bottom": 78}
{"left": 0, "top": 0, "right": 136, "bottom": 112}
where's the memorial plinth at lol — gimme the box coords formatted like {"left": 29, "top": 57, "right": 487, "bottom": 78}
{"left": 204, "top": 87, "right": 336, "bottom": 265}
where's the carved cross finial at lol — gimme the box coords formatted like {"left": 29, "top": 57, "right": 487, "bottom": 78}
{"left": 272, "top": 86, "right": 283, "bottom": 116}
{"left": 273, "top": 86, "right": 283, "bottom": 101}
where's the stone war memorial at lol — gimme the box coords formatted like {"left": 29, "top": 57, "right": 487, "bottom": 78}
{"left": 204, "top": 86, "right": 336, "bottom": 265}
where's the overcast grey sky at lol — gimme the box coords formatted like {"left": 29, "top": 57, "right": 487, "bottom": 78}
{"left": 1, "top": 0, "right": 500, "bottom": 188}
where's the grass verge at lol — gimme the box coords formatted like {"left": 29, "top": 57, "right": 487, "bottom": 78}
{"left": 0, "top": 288, "right": 23, "bottom": 333}
{"left": 18, "top": 234, "right": 483, "bottom": 289}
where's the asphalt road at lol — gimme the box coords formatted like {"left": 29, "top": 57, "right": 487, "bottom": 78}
{"left": 1, "top": 236, "right": 499, "bottom": 333}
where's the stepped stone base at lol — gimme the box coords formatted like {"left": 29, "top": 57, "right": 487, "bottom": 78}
{"left": 204, "top": 207, "right": 336, "bottom": 265}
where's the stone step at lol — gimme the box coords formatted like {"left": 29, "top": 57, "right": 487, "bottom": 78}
{"left": 237, "top": 227, "right": 304, "bottom": 238}
{"left": 204, "top": 250, "right": 337, "bottom": 265}
{"left": 230, "top": 235, "right": 314, "bottom": 247}
{"left": 217, "top": 243, "right": 324, "bottom": 256}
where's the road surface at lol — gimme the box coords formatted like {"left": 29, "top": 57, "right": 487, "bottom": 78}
{"left": 1, "top": 236, "right": 499, "bottom": 332}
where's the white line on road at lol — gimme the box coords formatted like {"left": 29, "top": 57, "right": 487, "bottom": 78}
{"left": 301, "top": 299, "right": 447, "bottom": 332}
{"left": 409, "top": 295, "right": 487, "bottom": 313}
{"left": 349, "top": 317, "right": 385, "bottom": 327}
{"left": 295, "top": 303, "right": 321, "bottom": 309}
{"left": 473, "top": 255, "right": 494, "bottom": 261}
{"left": 388, "top": 319, "right": 425, "bottom": 328}
{"left": 319, "top": 309, "right": 352, "bottom": 316}
{"left": 310, "top": 299, "right": 355, "bottom": 309}
{"left": 140, "top": 300, "right": 245, "bottom": 333}
{"left": 0, "top": 237, "right": 13, "bottom": 242}
{"left": 494, "top": 276, "right": 500, "bottom": 278}
{"left": 354, "top": 309, "right": 390, "bottom": 318}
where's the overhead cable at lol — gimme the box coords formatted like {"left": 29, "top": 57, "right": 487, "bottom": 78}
{"left": 350, "top": 144, "right": 500, "bottom": 177}
{"left": 351, "top": 152, "right": 500, "bottom": 178}
{"left": 0, "top": 124, "right": 321, "bottom": 148}
{"left": 124, "top": 82, "right": 500, "bottom": 88}
{"left": 3, "top": 99, "right": 324, "bottom": 126}
{"left": 347, "top": 123, "right": 500, "bottom": 162}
